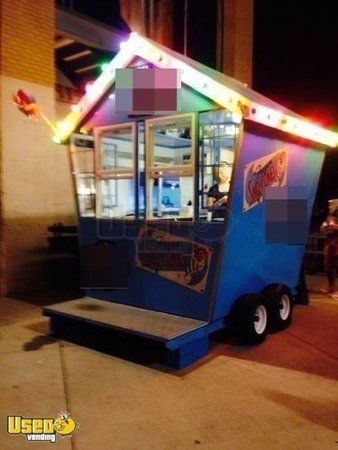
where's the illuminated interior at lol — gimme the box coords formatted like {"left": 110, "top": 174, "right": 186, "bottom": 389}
{"left": 198, "top": 110, "right": 239, "bottom": 221}
{"left": 69, "top": 109, "right": 241, "bottom": 222}
{"left": 145, "top": 114, "right": 195, "bottom": 220}
{"left": 65, "top": 33, "right": 337, "bottom": 223}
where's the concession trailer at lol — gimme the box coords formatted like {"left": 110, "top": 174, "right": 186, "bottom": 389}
{"left": 43, "top": 33, "right": 338, "bottom": 368}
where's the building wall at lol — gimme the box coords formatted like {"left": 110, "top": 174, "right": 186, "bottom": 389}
{"left": 0, "top": 0, "right": 75, "bottom": 296}
{"left": 120, "top": 0, "right": 253, "bottom": 85}
{"left": 222, "top": 0, "right": 254, "bottom": 86}
{"left": 0, "top": 0, "right": 54, "bottom": 86}
{"left": 120, "top": 0, "right": 173, "bottom": 48}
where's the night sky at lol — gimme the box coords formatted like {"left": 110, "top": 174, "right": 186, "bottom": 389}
{"left": 254, "top": 0, "right": 338, "bottom": 130}
{"left": 254, "top": 0, "right": 338, "bottom": 207}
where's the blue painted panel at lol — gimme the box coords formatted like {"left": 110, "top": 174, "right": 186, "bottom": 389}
{"left": 212, "top": 127, "right": 325, "bottom": 320}
{"left": 76, "top": 127, "right": 325, "bottom": 323}
{"left": 78, "top": 218, "right": 224, "bottom": 320}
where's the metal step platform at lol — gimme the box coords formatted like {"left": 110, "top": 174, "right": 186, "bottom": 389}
{"left": 43, "top": 298, "right": 213, "bottom": 369}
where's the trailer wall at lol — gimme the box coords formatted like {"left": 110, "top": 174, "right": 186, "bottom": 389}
{"left": 212, "top": 122, "right": 325, "bottom": 320}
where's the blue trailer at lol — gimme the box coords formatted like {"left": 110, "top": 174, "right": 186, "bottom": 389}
{"left": 44, "top": 33, "right": 338, "bottom": 368}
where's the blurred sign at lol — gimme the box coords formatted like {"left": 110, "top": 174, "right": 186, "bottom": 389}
{"left": 244, "top": 148, "right": 288, "bottom": 212}
{"left": 135, "top": 226, "right": 212, "bottom": 293}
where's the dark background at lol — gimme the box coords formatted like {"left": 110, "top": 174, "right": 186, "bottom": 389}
{"left": 254, "top": 0, "right": 337, "bottom": 128}
{"left": 254, "top": 0, "right": 338, "bottom": 216}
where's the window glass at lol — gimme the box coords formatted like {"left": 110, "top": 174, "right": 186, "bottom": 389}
{"left": 95, "top": 123, "right": 135, "bottom": 219}
{"left": 70, "top": 134, "right": 95, "bottom": 217}
{"left": 100, "top": 126, "right": 134, "bottom": 171}
{"left": 148, "top": 175, "right": 194, "bottom": 219}
{"left": 146, "top": 114, "right": 195, "bottom": 220}
{"left": 148, "top": 115, "right": 193, "bottom": 169}
{"left": 98, "top": 178, "right": 135, "bottom": 219}
{"left": 198, "top": 110, "right": 239, "bottom": 221}
{"left": 75, "top": 174, "right": 96, "bottom": 217}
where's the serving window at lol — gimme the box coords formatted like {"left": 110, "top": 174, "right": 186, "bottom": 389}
{"left": 70, "top": 134, "right": 95, "bottom": 217}
{"left": 94, "top": 123, "right": 136, "bottom": 219}
{"left": 145, "top": 113, "right": 195, "bottom": 220}
{"left": 89, "top": 110, "right": 239, "bottom": 221}
{"left": 198, "top": 110, "right": 239, "bottom": 221}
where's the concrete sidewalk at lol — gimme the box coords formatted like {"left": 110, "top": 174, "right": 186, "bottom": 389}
{"left": 1, "top": 282, "right": 338, "bottom": 449}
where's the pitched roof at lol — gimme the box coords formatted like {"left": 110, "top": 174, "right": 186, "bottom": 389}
{"left": 53, "top": 32, "right": 338, "bottom": 147}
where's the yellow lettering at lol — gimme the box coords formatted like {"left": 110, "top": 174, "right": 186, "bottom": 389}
{"left": 44, "top": 419, "right": 55, "bottom": 434}
{"left": 32, "top": 419, "right": 43, "bottom": 434}
{"left": 8, "top": 416, "right": 56, "bottom": 436}
{"left": 21, "top": 419, "right": 32, "bottom": 434}
{"left": 7, "top": 416, "right": 21, "bottom": 434}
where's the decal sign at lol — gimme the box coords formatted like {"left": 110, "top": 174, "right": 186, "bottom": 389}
{"left": 135, "top": 227, "right": 212, "bottom": 293}
{"left": 7, "top": 412, "right": 78, "bottom": 444}
{"left": 243, "top": 147, "right": 288, "bottom": 211}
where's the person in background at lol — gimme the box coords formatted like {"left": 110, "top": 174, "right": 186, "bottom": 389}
{"left": 320, "top": 198, "right": 338, "bottom": 297}
{"left": 207, "top": 164, "right": 230, "bottom": 219}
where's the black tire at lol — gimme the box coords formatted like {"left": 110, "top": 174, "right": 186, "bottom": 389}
{"left": 261, "top": 284, "right": 293, "bottom": 331}
{"left": 231, "top": 293, "right": 268, "bottom": 344}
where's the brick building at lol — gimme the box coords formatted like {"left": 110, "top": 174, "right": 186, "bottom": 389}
{"left": 0, "top": 0, "right": 253, "bottom": 296}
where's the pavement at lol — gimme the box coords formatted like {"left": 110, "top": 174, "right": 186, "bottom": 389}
{"left": 0, "top": 276, "right": 338, "bottom": 450}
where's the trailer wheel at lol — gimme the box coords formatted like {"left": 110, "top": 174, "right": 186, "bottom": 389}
{"left": 231, "top": 294, "right": 268, "bottom": 344}
{"left": 261, "top": 284, "right": 293, "bottom": 331}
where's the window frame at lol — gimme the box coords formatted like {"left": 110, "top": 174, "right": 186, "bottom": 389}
{"left": 197, "top": 109, "right": 241, "bottom": 222}
{"left": 145, "top": 113, "right": 196, "bottom": 220}
{"left": 69, "top": 133, "right": 96, "bottom": 218}
{"left": 94, "top": 122, "right": 137, "bottom": 219}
